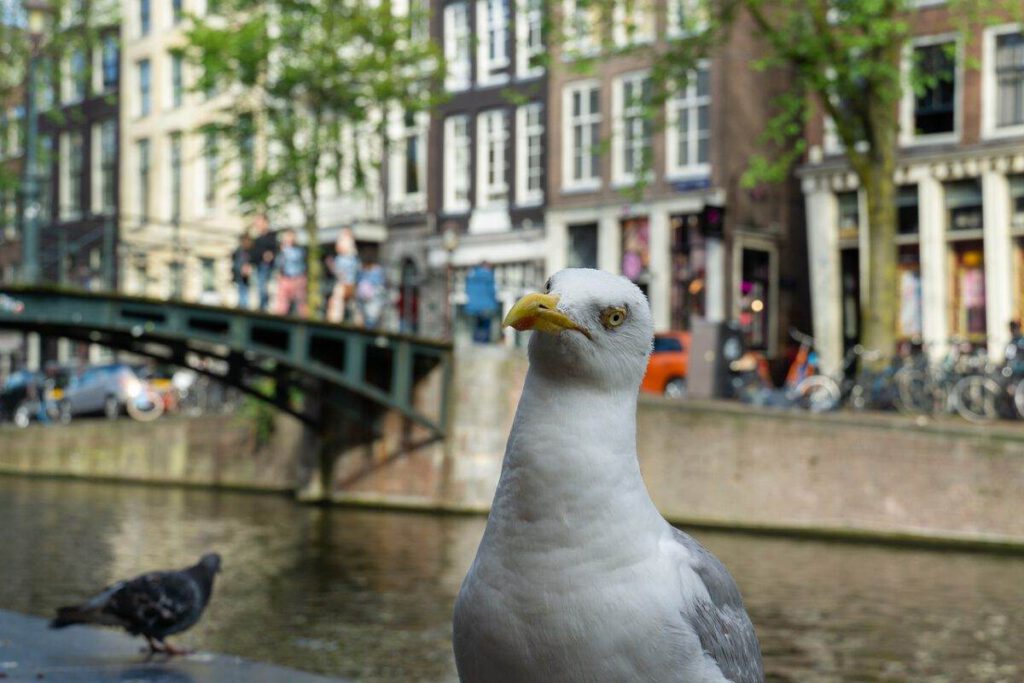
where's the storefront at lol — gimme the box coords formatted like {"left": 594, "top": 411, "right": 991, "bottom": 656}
{"left": 802, "top": 152, "right": 1024, "bottom": 372}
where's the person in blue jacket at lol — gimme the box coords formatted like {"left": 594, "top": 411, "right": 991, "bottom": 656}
{"left": 465, "top": 262, "right": 499, "bottom": 344}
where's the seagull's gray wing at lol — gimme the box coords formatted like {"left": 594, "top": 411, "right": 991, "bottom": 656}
{"left": 672, "top": 527, "right": 764, "bottom": 683}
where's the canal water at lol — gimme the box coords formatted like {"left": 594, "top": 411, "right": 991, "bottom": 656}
{"left": 0, "top": 476, "right": 1021, "bottom": 683}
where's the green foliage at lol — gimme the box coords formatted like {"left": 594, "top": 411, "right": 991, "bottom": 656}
{"left": 185, "top": 0, "right": 445, "bottom": 313}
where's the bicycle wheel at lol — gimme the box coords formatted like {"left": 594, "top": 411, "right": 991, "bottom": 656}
{"left": 1014, "top": 377, "right": 1024, "bottom": 420}
{"left": 126, "top": 389, "right": 165, "bottom": 422}
{"left": 952, "top": 375, "right": 1000, "bottom": 423}
{"left": 794, "top": 375, "right": 841, "bottom": 413}
{"left": 895, "top": 367, "right": 930, "bottom": 415}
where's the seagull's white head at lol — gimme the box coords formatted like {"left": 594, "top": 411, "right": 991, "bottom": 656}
{"left": 504, "top": 268, "right": 653, "bottom": 391}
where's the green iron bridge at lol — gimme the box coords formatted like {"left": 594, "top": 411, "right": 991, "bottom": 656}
{"left": 0, "top": 286, "right": 452, "bottom": 441}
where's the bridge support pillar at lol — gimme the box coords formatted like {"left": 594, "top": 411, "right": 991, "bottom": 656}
{"left": 295, "top": 387, "right": 379, "bottom": 503}
{"left": 296, "top": 390, "right": 331, "bottom": 502}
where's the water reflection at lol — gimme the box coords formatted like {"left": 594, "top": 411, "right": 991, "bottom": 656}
{"left": 0, "top": 476, "right": 1021, "bottom": 682}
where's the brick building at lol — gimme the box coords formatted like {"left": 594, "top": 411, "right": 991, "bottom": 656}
{"left": 544, "top": 4, "right": 806, "bottom": 357}
{"left": 801, "top": 5, "right": 1024, "bottom": 371}
{"left": 384, "top": 0, "right": 549, "bottom": 341}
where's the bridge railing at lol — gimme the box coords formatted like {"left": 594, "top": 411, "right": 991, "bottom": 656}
{"left": 0, "top": 285, "right": 453, "bottom": 437}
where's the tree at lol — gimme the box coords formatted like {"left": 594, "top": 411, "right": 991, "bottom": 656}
{"left": 186, "top": 0, "right": 444, "bottom": 315}
{"left": 561, "top": 0, "right": 1018, "bottom": 364}
{"left": 0, "top": 0, "right": 119, "bottom": 258}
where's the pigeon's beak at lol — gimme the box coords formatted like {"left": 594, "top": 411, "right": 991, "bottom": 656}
{"left": 503, "top": 292, "right": 591, "bottom": 339}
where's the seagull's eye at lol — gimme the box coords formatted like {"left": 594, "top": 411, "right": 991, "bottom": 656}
{"left": 600, "top": 306, "right": 628, "bottom": 329}
{"left": 544, "top": 278, "right": 552, "bottom": 293}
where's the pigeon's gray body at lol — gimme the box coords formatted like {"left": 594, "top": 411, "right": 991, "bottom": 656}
{"left": 51, "top": 553, "right": 220, "bottom": 643}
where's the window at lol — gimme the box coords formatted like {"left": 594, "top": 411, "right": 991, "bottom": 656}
{"left": 37, "top": 136, "right": 53, "bottom": 221}
{"left": 563, "top": 0, "right": 598, "bottom": 55}
{"left": 897, "top": 185, "right": 919, "bottom": 235}
{"left": 836, "top": 191, "right": 859, "bottom": 239}
{"left": 64, "top": 131, "right": 84, "bottom": 218}
{"left": 137, "top": 59, "right": 151, "bottom": 116}
{"left": 11, "top": 107, "right": 24, "bottom": 155}
{"left": 516, "top": 103, "right": 544, "bottom": 205}
{"left": 444, "top": 2, "right": 471, "bottom": 90}
{"left": 614, "top": 73, "right": 652, "bottom": 183}
{"left": 404, "top": 111, "right": 422, "bottom": 195}
{"left": 666, "top": 65, "right": 710, "bottom": 178}
{"left": 389, "top": 110, "right": 426, "bottom": 210}
{"left": 100, "top": 120, "right": 116, "bottom": 212}
{"left": 1011, "top": 174, "right": 1024, "bottom": 229}
{"left": 516, "top": 0, "right": 543, "bottom": 78}
{"left": 204, "top": 130, "right": 217, "bottom": 209}
{"left": 173, "top": 0, "right": 183, "bottom": 24}
{"left": 239, "top": 113, "right": 254, "bottom": 189}
{"left": 613, "top": 0, "right": 654, "bottom": 46}
{"left": 564, "top": 81, "right": 601, "bottom": 188}
{"left": 443, "top": 115, "right": 471, "bottom": 212}
{"left": 477, "top": 109, "right": 509, "bottom": 206}
{"left": 171, "top": 51, "right": 184, "bottom": 108}
{"left": 995, "top": 31, "right": 1024, "bottom": 129}
{"left": 137, "top": 138, "right": 151, "bottom": 221}
{"left": 36, "top": 59, "right": 55, "bottom": 110}
{"left": 201, "top": 258, "right": 216, "bottom": 292}
{"left": 667, "top": 0, "right": 707, "bottom": 38}
{"left": 70, "top": 49, "right": 88, "bottom": 102}
{"left": 567, "top": 223, "right": 598, "bottom": 268}
{"left": 945, "top": 179, "right": 983, "bottom": 232}
{"left": 139, "top": 0, "right": 150, "bottom": 35}
{"left": 911, "top": 40, "right": 957, "bottom": 137}
{"left": 653, "top": 335, "right": 684, "bottom": 353}
{"left": 102, "top": 36, "right": 118, "bottom": 90}
{"left": 477, "top": 0, "right": 510, "bottom": 85}
{"left": 169, "top": 133, "right": 182, "bottom": 223}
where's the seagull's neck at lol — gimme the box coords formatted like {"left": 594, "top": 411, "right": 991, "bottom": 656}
{"left": 484, "top": 369, "right": 664, "bottom": 557}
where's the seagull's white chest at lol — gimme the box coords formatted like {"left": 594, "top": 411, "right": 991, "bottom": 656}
{"left": 453, "top": 523, "right": 709, "bottom": 683}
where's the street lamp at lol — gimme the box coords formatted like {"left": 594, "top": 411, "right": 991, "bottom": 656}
{"left": 19, "top": 0, "right": 52, "bottom": 285}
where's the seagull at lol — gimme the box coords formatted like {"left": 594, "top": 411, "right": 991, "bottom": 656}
{"left": 50, "top": 553, "right": 221, "bottom": 655}
{"left": 453, "top": 269, "right": 763, "bottom": 683}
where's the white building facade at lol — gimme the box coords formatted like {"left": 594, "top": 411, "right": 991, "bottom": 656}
{"left": 802, "top": 19, "right": 1024, "bottom": 371}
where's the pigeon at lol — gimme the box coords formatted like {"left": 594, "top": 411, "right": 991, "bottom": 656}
{"left": 453, "top": 269, "right": 764, "bottom": 683}
{"left": 50, "top": 553, "right": 221, "bottom": 655}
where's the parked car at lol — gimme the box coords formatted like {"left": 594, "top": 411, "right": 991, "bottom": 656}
{"left": 641, "top": 331, "right": 691, "bottom": 398}
{"left": 59, "top": 364, "right": 155, "bottom": 420}
{"left": 0, "top": 367, "right": 70, "bottom": 427}
{"left": 1, "top": 370, "right": 43, "bottom": 427}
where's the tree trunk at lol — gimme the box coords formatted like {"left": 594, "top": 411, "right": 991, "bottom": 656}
{"left": 859, "top": 146, "right": 898, "bottom": 368}
{"left": 304, "top": 213, "right": 322, "bottom": 318}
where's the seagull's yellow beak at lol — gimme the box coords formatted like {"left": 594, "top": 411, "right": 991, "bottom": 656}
{"left": 503, "top": 292, "right": 591, "bottom": 338}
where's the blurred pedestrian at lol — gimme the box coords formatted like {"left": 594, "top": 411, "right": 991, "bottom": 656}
{"left": 274, "top": 229, "right": 308, "bottom": 317}
{"left": 356, "top": 260, "right": 386, "bottom": 329}
{"left": 326, "top": 228, "right": 360, "bottom": 323}
{"left": 232, "top": 235, "right": 254, "bottom": 309}
{"left": 251, "top": 214, "right": 277, "bottom": 312}
{"left": 465, "top": 262, "right": 499, "bottom": 344}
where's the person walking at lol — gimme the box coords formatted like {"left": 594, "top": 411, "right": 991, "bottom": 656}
{"left": 326, "top": 228, "right": 360, "bottom": 323}
{"left": 232, "top": 235, "right": 254, "bottom": 309}
{"left": 250, "top": 215, "right": 277, "bottom": 312}
{"left": 356, "top": 260, "right": 386, "bottom": 329}
{"left": 465, "top": 262, "right": 499, "bottom": 343}
{"left": 273, "top": 229, "right": 309, "bottom": 317}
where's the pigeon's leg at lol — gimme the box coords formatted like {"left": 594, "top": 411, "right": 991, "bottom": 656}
{"left": 144, "top": 635, "right": 165, "bottom": 654}
{"left": 160, "top": 639, "right": 190, "bottom": 656}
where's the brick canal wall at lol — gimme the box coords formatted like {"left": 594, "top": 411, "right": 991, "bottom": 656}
{"left": 2, "top": 346, "right": 1024, "bottom": 548}
{"left": 0, "top": 414, "right": 303, "bottom": 491}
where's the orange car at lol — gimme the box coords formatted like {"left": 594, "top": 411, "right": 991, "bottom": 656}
{"left": 641, "top": 331, "right": 691, "bottom": 398}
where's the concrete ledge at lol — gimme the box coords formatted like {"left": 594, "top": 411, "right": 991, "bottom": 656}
{"left": 0, "top": 609, "right": 346, "bottom": 682}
